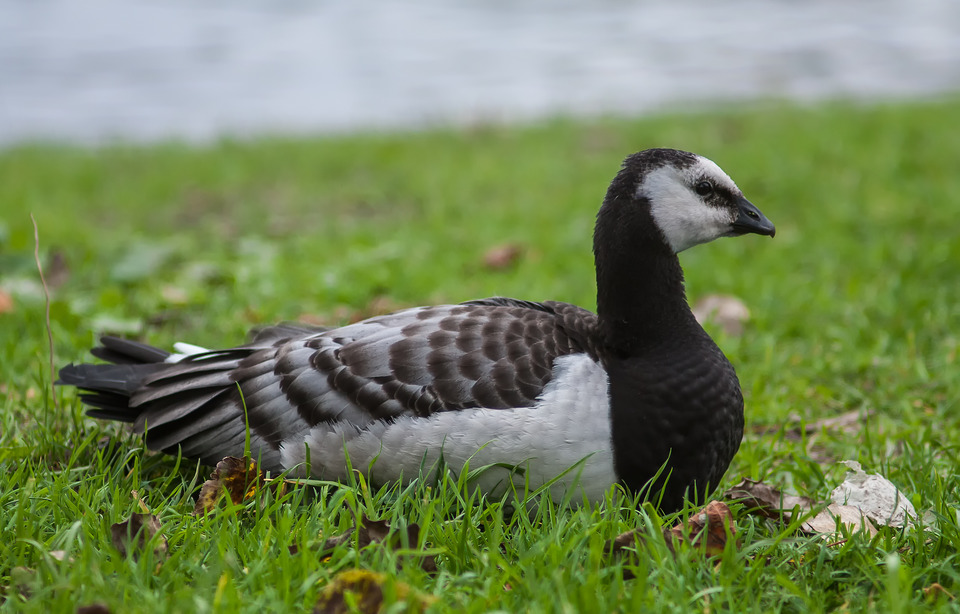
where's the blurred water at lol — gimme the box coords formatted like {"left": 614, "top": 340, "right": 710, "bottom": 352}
{"left": 1, "top": 0, "right": 958, "bottom": 145}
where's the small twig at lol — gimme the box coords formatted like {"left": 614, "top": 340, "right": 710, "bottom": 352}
{"left": 31, "top": 214, "right": 60, "bottom": 414}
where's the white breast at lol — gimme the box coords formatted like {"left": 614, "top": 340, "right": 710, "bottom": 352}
{"left": 279, "top": 353, "right": 618, "bottom": 502}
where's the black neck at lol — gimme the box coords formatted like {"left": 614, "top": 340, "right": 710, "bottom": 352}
{"left": 593, "top": 195, "right": 693, "bottom": 356}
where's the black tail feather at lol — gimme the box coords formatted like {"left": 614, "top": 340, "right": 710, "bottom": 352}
{"left": 58, "top": 362, "right": 165, "bottom": 395}
{"left": 57, "top": 336, "right": 172, "bottom": 421}
{"left": 58, "top": 334, "right": 291, "bottom": 472}
{"left": 90, "top": 336, "right": 171, "bottom": 365}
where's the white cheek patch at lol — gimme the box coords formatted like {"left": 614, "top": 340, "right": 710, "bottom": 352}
{"left": 639, "top": 158, "right": 740, "bottom": 253}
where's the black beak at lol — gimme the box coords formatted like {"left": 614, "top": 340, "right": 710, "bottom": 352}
{"left": 732, "top": 197, "right": 776, "bottom": 237}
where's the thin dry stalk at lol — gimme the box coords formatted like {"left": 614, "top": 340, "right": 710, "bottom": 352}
{"left": 31, "top": 214, "right": 60, "bottom": 415}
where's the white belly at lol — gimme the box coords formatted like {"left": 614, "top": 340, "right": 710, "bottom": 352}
{"left": 279, "top": 354, "right": 618, "bottom": 502}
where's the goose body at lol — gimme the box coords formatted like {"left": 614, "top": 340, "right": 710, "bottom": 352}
{"left": 59, "top": 148, "right": 775, "bottom": 511}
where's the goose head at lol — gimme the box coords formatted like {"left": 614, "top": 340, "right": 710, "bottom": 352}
{"left": 619, "top": 148, "right": 775, "bottom": 253}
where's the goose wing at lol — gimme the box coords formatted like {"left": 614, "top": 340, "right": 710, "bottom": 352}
{"left": 67, "top": 299, "right": 600, "bottom": 469}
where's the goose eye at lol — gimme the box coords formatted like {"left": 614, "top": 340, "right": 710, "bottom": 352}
{"left": 695, "top": 181, "right": 714, "bottom": 197}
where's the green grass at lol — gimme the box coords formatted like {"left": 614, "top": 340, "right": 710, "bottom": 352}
{"left": 2, "top": 98, "right": 960, "bottom": 612}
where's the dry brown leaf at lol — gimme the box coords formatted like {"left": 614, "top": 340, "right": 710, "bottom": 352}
{"left": 729, "top": 463, "right": 916, "bottom": 540}
{"left": 0, "top": 289, "right": 13, "bottom": 314}
{"left": 320, "top": 516, "right": 391, "bottom": 551}
{"left": 606, "top": 500, "right": 736, "bottom": 577}
{"left": 801, "top": 503, "right": 877, "bottom": 537}
{"left": 923, "top": 582, "right": 955, "bottom": 602}
{"left": 110, "top": 513, "right": 168, "bottom": 560}
{"left": 482, "top": 243, "right": 524, "bottom": 270}
{"left": 724, "top": 478, "right": 816, "bottom": 520}
{"left": 194, "top": 456, "right": 281, "bottom": 514}
{"left": 314, "top": 569, "right": 436, "bottom": 614}
{"left": 316, "top": 515, "right": 437, "bottom": 573}
{"left": 692, "top": 294, "right": 750, "bottom": 336}
{"left": 664, "top": 501, "right": 738, "bottom": 557}
{"left": 605, "top": 528, "right": 640, "bottom": 557}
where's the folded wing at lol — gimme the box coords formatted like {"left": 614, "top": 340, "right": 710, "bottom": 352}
{"left": 60, "top": 299, "right": 601, "bottom": 471}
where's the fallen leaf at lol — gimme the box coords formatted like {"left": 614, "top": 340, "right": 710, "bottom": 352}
{"left": 923, "top": 582, "right": 955, "bottom": 602}
{"left": 605, "top": 528, "right": 640, "bottom": 557}
{"left": 314, "top": 569, "right": 436, "bottom": 614}
{"left": 664, "top": 501, "right": 737, "bottom": 557}
{"left": 830, "top": 461, "right": 916, "bottom": 528}
{"left": 482, "top": 243, "right": 524, "bottom": 270}
{"left": 724, "top": 479, "right": 816, "bottom": 520}
{"left": 160, "top": 284, "right": 189, "bottom": 305}
{"left": 109, "top": 513, "right": 167, "bottom": 560}
{"left": 316, "top": 515, "right": 437, "bottom": 573}
{"left": 805, "top": 410, "right": 872, "bottom": 436}
{"left": 194, "top": 456, "right": 280, "bottom": 514}
{"left": 0, "top": 289, "right": 13, "bottom": 314}
{"left": 801, "top": 503, "right": 877, "bottom": 537}
{"left": 320, "top": 516, "right": 391, "bottom": 551}
{"left": 730, "top": 464, "right": 920, "bottom": 539}
{"left": 606, "top": 500, "right": 737, "bottom": 577}
{"left": 692, "top": 294, "right": 750, "bottom": 336}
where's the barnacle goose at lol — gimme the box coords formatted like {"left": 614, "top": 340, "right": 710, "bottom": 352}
{"left": 59, "top": 148, "right": 775, "bottom": 511}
